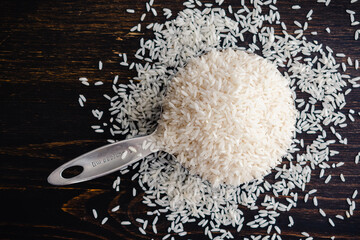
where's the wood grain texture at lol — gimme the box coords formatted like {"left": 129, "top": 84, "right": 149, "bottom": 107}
{"left": 0, "top": 0, "right": 360, "bottom": 239}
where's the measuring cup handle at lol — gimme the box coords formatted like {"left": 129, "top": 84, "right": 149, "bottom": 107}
{"left": 47, "top": 135, "right": 158, "bottom": 185}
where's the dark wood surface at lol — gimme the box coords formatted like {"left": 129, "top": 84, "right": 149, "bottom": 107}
{"left": 1, "top": 0, "right": 360, "bottom": 239}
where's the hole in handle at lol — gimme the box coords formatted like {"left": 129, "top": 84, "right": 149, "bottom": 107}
{"left": 61, "top": 165, "right": 84, "bottom": 179}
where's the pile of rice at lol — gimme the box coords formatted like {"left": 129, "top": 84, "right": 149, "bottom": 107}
{"left": 156, "top": 49, "right": 296, "bottom": 186}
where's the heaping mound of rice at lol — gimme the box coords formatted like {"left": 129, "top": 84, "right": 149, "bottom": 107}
{"left": 156, "top": 48, "right": 297, "bottom": 186}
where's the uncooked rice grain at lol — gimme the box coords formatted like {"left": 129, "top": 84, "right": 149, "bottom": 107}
{"left": 302, "top": 232, "right": 310, "bottom": 237}
{"left": 101, "top": 217, "right": 108, "bottom": 225}
{"left": 139, "top": 227, "right": 146, "bottom": 235}
{"left": 92, "top": 209, "right": 98, "bottom": 219}
{"left": 352, "top": 189, "right": 358, "bottom": 199}
{"left": 313, "top": 196, "right": 318, "bottom": 206}
{"left": 111, "top": 205, "right": 120, "bottom": 212}
{"left": 340, "top": 173, "right": 346, "bottom": 182}
{"left": 325, "top": 175, "right": 332, "bottom": 183}
{"left": 336, "top": 214, "right": 344, "bottom": 220}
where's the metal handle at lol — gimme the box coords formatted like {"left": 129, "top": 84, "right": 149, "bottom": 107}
{"left": 47, "top": 135, "right": 157, "bottom": 185}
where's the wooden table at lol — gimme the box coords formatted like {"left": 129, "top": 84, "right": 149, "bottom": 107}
{"left": 1, "top": 0, "right": 360, "bottom": 239}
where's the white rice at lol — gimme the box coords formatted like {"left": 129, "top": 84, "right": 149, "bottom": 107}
{"left": 309, "top": 189, "right": 317, "bottom": 195}
{"left": 78, "top": 1, "right": 360, "bottom": 239}
{"left": 78, "top": 97, "right": 84, "bottom": 107}
{"left": 101, "top": 217, "right": 108, "bottom": 225}
{"left": 152, "top": 224, "right": 158, "bottom": 233}
{"left": 336, "top": 214, "right": 344, "bottom": 220}
{"left": 302, "top": 232, "right": 310, "bottom": 237}
{"left": 151, "top": 8, "right": 157, "bottom": 16}
{"left": 336, "top": 53, "right": 346, "bottom": 57}
{"left": 121, "top": 150, "right": 128, "bottom": 159}
{"left": 352, "top": 189, "right": 358, "bottom": 199}
{"left": 340, "top": 173, "right": 345, "bottom": 182}
{"left": 130, "top": 26, "right": 137, "bottom": 32}
{"left": 111, "top": 205, "right": 120, "bottom": 212}
{"left": 306, "top": 9, "right": 313, "bottom": 19}
{"left": 156, "top": 49, "right": 296, "bottom": 186}
{"left": 313, "top": 196, "right": 318, "bottom": 206}
{"left": 92, "top": 209, "right": 98, "bottom": 219}
{"left": 288, "top": 216, "right": 294, "bottom": 227}
{"left": 139, "top": 227, "right": 146, "bottom": 235}
{"left": 128, "top": 146, "right": 137, "bottom": 152}
{"left": 79, "top": 94, "right": 86, "bottom": 102}
{"left": 325, "top": 175, "right": 332, "bottom": 184}
{"left": 320, "top": 169, "right": 325, "bottom": 178}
